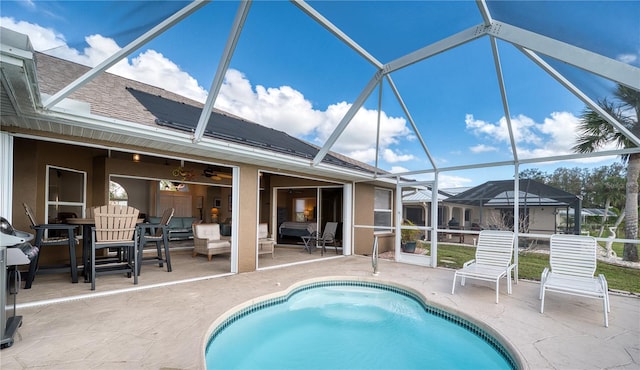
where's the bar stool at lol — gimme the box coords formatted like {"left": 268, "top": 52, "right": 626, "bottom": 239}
{"left": 137, "top": 208, "right": 174, "bottom": 274}
{"left": 22, "top": 203, "right": 79, "bottom": 289}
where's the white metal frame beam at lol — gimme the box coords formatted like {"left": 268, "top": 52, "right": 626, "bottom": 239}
{"left": 488, "top": 20, "right": 640, "bottom": 90}
{"left": 384, "top": 24, "right": 490, "bottom": 74}
{"left": 310, "top": 22, "right": 495, "bottom": 168}
{"left": 382, "top": 146, "right": 640, "bottom": 179}
{"left": 312, "top": 71, "right": 383, "bottom": 166}
{"left": 43, "top": 0, "right": 209, "bottom": 110}
{"left": 490, "top": 37, "right": 518, "bottom": 162}
{"left": 520, "top": 47, "right": 640, "bottom": 147}
{"left": 292, "top": 0, "right": 383, "bottom": 69}
{"left": 475, "top": 0, "right": 492, "bottom": 25}
{"left": 193, "top": 0, "right": 252, "bottom": 143}
{"left": 385, "top": 75, "right": 438, "bottom": 170}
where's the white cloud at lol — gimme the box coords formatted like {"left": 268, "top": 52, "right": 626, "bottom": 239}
{"left": 438, "top": 174, "right": 473, "bottom": 188}
{"left": 346, "top": 148, "right": 377, "bottom": 163}
{"left": 105, "top": 48, "right": 207, "bottom": 103}
{"left": 2, "top": 17, "right": 67, "bottom": 52}
{"left": 215, "top": 69, "right": 324, "bottom": 137}
{"left": 18, "top": 1, "right": 36, "bottom": 10}
{"left": 382, "top": 148, "right": 416, "bottom": 163}
{"left": 216, "top": 71, "right": 411, "bottom": 162}
{"left": 464, "top": 111, "right": 619, "bottom": 162}
{"left": 617, "top": 53, "right": 638, "bottom": 64}
{"left": 470, "top": 144, "right": 498, "bottom": 153}
{"left": 1, "top": 17, "right": 209, "bottom": 102}
{"left": 465, "top": 113, "right": 541, "bottom": 146}
{"left": 389, "top": 166, "right": 409, "bottom": 174}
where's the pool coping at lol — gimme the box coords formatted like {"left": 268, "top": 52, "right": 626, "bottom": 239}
{"left": 201, "top": 276, "right": 527, "bottom": 370}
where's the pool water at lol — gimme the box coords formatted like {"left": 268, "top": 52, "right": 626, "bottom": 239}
{"left": 206, "top": 282, "right": 516, "bottom": 369}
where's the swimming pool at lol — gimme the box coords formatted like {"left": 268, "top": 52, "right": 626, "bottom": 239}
{"left": 205, "top": 279, "right": 519, "bottom": 369}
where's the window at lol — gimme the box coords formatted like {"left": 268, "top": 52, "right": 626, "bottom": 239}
{"left": 159, "top": 180, "right": 189, "bottom": 192}
{"left": 374, "top": 188, "right": 392, "bottom": 233}
{"left": 295, "top": 198, "right": 306, "bottom": 222}
{"left": 109, "top": 181, "right": 128, "bottom": 206}
{"left": 46, "top": 166, "right": 86, "bottom": 222}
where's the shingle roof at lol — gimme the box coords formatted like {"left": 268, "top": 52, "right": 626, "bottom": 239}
{"left": 35, "top": 52, "right": 378, "bottom": 174}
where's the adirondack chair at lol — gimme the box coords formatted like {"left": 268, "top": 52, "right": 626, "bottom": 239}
{"left": 540, "top": 234, "right": 610, "bottom": 327}
{"left": 451, "top": 230, "right": 516, "bottom": 303}
{"left": 91, "top": 205, "right": 140, "bottom": 290}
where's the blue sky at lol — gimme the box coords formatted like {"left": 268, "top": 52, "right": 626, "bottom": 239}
{"left": 2, "top": 1, "right": 638, "bottom": 187}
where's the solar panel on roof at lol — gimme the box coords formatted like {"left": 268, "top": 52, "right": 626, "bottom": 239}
{"left": 126, "top": 87, "right": 372, "bottom": 172}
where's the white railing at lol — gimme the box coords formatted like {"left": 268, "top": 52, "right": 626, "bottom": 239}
{"left": 372, "top": 235, "right": 379, "bottom": 276}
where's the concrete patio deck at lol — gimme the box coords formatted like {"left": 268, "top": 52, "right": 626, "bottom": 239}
{"left": 2, "top": 253, "right": 639, "bottom": 369}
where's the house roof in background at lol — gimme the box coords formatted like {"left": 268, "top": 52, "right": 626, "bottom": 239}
{"left": 445, "top": 179, "right": 581, "bottom": 207}
{"left": 402, "top": 188, "right": 449, "bottom": 204}
{"left": 439, "top": 187, "right": 473, "bottom": 197}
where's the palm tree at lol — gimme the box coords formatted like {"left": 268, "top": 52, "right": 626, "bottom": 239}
{"left": 573, "top": 85, "right": 639, "bottom": 262}
{"left": 590, "top": 164, "right": 626, "bottom": 237}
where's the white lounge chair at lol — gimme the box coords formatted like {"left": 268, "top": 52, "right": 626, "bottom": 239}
{"left": 540, "top": 234, "right": 610, "bottom": 327}
{"left": 451, "top": 230, "right": 516, "bottom": 303}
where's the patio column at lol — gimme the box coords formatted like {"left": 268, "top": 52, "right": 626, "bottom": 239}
{"left": 236, "top": 165, "right": 259, "bottom": 273}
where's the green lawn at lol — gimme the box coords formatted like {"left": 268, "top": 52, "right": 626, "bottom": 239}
{"left": 434, "top": 244, "right": 640, "bottom": 294}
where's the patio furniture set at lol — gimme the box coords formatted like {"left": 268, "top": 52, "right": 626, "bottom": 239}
{"left": 451, "top": 230, "right": 610, "bottom": 327}
{"left": 23, "top": 202, "right": 279, "bottom": 290}
{"left": 23, "top": 203, "right": 174, "bottom": 291}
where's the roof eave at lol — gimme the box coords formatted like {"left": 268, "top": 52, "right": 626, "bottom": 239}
{"left": 0, "top": 27, "right": 41, "bottom": 116}
{"left": 18, "top": 106, "right": 381, "bottom": 183}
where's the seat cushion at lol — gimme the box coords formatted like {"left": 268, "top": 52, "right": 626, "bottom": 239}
{"left": 206, "top": 240, "right": 231, "bottom": 249}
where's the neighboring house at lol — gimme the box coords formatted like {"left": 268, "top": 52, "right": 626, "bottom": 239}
{"left": 402, "top": 179, "right": 582, "bottom": 236}
{"left": 402, "top": 188, "right": 448, "bottom": 227}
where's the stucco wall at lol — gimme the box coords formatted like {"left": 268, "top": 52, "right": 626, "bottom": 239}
{"left": 527, "top": 207, "right": 557, "bottom": 233}
{"left": 12, "top": 138, "right": 97, "bottom": 264}
{"left": 353, "top": 183, "right": 394, "bottom": 255}
{"left": 237, "top": 165, "right": 259, "bottom": 273}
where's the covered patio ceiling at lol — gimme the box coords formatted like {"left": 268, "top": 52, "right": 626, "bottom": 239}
{"left": 1, "top": 0, "right": 638, "bottom": 183}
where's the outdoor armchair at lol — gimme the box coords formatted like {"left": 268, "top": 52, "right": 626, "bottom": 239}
{"left": 192, "top": 223, "right": 231, "bottom": 261}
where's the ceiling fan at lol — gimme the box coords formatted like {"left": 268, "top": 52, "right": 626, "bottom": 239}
{"left": 202, "top": 167, "right": 232, "bottom": 181}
